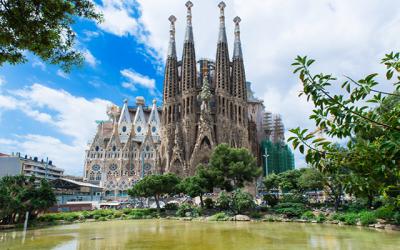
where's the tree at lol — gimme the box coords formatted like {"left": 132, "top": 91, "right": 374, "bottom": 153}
{"left": 128, "top": 173, "right": 181, "bottom": 211}
{"left": 0, "top": 175, "right": 56, "bottom": 224}
{"left": 209, "top": 144, "right": 261, "bottom": 191}
{"left": 0, "top": 0, "right": 102, "bottom": 71}
{"left": 298, "top": 168, "right": 324, "bottom": 192}
{"left": 263, "top": 173, "right": 280, "bottom": 192}
{"left": 278, "top": 169, "right": 303, "bottom": 193}
{"left": 231, "top": 189, "right": 255, "bottom": 214}
{"left": 289, "top": 52, "right": 400, "bottom": 208}
{"left": 178, "top": 175, "right": 209, "bottom": 207}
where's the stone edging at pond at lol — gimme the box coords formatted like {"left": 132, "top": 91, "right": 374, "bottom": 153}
{"left": 12, "top": 212, "right": 399, "bottom": 232}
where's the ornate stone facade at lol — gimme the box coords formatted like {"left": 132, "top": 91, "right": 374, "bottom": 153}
{"left": 83, "top": 97, "right": 161, "bottom": 196}
{"left": 160, "top": 1, "right": 255, "bottom": 176}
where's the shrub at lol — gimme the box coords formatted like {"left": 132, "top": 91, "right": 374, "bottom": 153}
{"left": 92, "top": 209, "right": 114, "bottom": 217}
{"left": 217, "top": 192, "right": 231, "bottom": 211}
{"left": 231, "top": 189, "right": 255, "bottom": 214}
{"left": 81, "top": 211, "right": 91, "bottom": 219}
{"left": 273, "top": 203, "right": 307, "bottom": 218}
{"left": 344, "top": 199, "right": 368, "bottom": 212}
{"left": 301, "top": 211, "right": 315, "bottom": 220}
{"left": 209, "top": 212, "right": 228, "bottom": 221}
{"left": 165, "top": 203, "right": 179, "bottom": 211}
{"left": 374, "top": 206, "right": 395, "bottom": 220}
{"left": 393, "top": 212, "right": 400, "bottom": 225}
{"left": 176, "top": 203, "right": 193, "bottom": 217}
{"left": 316, "top": 214, "right": 326, "bottom": 223}
{"left": 250, "top": 211, "right": 262, "bottom": 219}
{"left": 281, "top": 193, "right": 307, "bottom": 204}
{"left": 113, "top": 211, "right": 124, "bottom": 218}
{"left": 204, "top": 198, "right": 214, "bottom": 209}
{"left": 263, "top": 194, "right": 278, "bottom": 207}
{"left": 359, "top": 211, "right": 377, "bottom": 226}
{"left": 342, "top": 213, "right": 358, "bottom": 225}
{"left": 192, "top": 207, "right": 203, "bottom": 217}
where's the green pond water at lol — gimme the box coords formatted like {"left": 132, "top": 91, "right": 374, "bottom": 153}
{"left": 1, "top": 220, "right": 400, "bottom": 250}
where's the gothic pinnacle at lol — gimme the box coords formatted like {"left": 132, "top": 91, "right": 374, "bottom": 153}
{"left": 217, "top": 1, "right": 227, "bottom": 43}
{"left": 168, "top": 15, "right": 177, "bottom": 57}
{"left": 233, "top": 16, "right": 242, "bottom": 58}
{"left": 184, "top": 1, "right": 194, "bottom": 42}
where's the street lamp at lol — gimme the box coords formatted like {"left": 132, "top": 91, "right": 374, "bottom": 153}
{"left": 262, "top": 152, "right": 269, "bottom": 176}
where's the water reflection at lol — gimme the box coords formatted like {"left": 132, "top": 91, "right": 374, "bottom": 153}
{"left": 1, "top": 220, "right": 399, "bottom": 250}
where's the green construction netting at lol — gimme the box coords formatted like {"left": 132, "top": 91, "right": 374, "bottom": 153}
{"left": 260, "top": 139, "right": 295, "bottom": 176}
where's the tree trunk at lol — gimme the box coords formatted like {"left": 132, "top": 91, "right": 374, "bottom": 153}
{"left": 367, "top": 195, "right": 373, "bottom": 208}
{"left": 200, "top": 194, "right": 204, "bottom": 208}
{"left": 154, "top": 195, "right": 160, "bottom": 212}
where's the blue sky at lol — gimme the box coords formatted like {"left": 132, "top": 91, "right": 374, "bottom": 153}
{"left": 0, "top": 0, "right": 399, "bottom": 175}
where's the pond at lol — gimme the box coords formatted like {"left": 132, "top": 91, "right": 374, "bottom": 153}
{"left": 1, "top": 220, "right": 399, "bottom": 250}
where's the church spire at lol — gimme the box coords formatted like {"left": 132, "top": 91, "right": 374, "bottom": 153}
{"left": 167, "top": 15, "right": 177, "bottom": 58}
{"left": 184, "top": 1, "right": 194, "bottom": 42}
{"left": 181, "top": 1, "right": 197, "bottom": 94}
{"left": 233, "top": 16, "right": 242, "bottom": 58}
{"left": 163, "top": 15, "right": 179, "bottom": 105}
{"left": 232, "top": 16, "right": 246, "bottom": 101}
{"left": 215, "top": 1, "right": 230, "bottom": 94}
{"left": 217, "top": 1, "right": 227, "bottom": 43}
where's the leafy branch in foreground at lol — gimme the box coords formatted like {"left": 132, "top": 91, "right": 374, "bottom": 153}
{"left": 0, "top": 0, "right": 103, "bottom": 72}
{"left": 289, "top": 52, "right": 400, "bottom": 207}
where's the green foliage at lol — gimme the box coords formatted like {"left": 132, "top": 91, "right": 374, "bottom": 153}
{"left": 342, "top": 213, "right": 358, "bottom": 225}
{"left": 280, "top": 193, "right": 307, "bottom": 204}
{"left": 231, "top": 189, "right": 255, "bottom": 214}
{"left": 216, "top": 192, "right": 232, "bottom": 211}
{"left": 0, "top": 0, "right": 102, "bottom": 71}
{"left": 249, "top": 211, "right": 262, "bottom": 219}
{"left": 316, "top": 213, "right": 326, "bottom": 223}
{"left": 204, "top": 198, "right": 214, "bottom": 209}
{"left": 128, "top": 173, "right": 181, "bottom": 210}
{"left": 263, "top": 173, "right": 280, "bottom": 192}
{"left": 278, "top": 170, "right": 303, "bottom": 192}
{"left": 298, "top": 168, "right": 325, "bottom": 191}
{"left": 0, "top": 175, "right": 56, "bottom": 224}
{"left": 289, "top": 53, "right": 400, "bottom": 209}
{"left": 359, "top": 211, "right": 377, "bottom": 226}
{"left": 176, "top": 203, "right": 201, "bottom": 217}
{"left": 164, "top": 203, "right": 179, "bottom": 211}
{"left": 374, "top": 206, "right": 395, "bottom": 220}
{"left": 273, "top": 203, "right": 307, "bottom": 218}
{"left": 301, "top": 211, "right": 315, "bottom": 220}
{"left": 209, "top": 144, "right": 261, "bottom": 191}
{"left": 178, "top": 175, "right": 208, "bottom": 207}
{"left": 393, "top": 212, "right": 400, "bottom": 225}
{"left": 263, "top": 194, "right": 278, "bottom": 207}
{"left": 38, "top": 209, "right": 159, "bottom": 223}
{"left": 208, "top": 212, "right": 229, "bottom": 221}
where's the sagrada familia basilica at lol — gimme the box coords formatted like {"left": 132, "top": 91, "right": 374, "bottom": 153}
{"left": 83, "top": 2, "right": 287, "bottom": 196}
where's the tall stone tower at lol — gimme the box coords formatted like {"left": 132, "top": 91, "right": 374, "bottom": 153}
{"left": 160, "top": 1, "right": 251, "bottom": 177}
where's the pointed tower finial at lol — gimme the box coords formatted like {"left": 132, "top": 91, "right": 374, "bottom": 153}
{"left": 233, "top": 16, "right": 242, "bottom": 58}
{"left": 184, "top": 1, "right": 194, "bottom": 42}
{"left": 168, "top": 15, "right": 177, "bottom": 57}
{"left": 218, "top": 1, "right": 227, "bottom": 43}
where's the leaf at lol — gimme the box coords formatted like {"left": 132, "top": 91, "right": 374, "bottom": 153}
{"left": 299, "top": 145, "right": 305, "bottom": 154}
{"left": 386, "top": 70, "right": 393, "bottom": 80}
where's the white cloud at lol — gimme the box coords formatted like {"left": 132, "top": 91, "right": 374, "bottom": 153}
{"left": 56, "top": 69, "right": 70, "bottom": 79}
{"left": 95, "top": 0, "right": 139, "bottom": 37}
{"left": 0, "top": 84, "right": 112, "bottom": 175}
{"left": 82, "top": 30, "right": 101, "bottom": 41}
{"left": 82, "top": 49, "right": 99, "bottom": 67}
{"left": 120, "top": 69, "right": 156, "bottom": 93}
{"left": 32, "top": 59, "right": 46, "bottom": 71}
